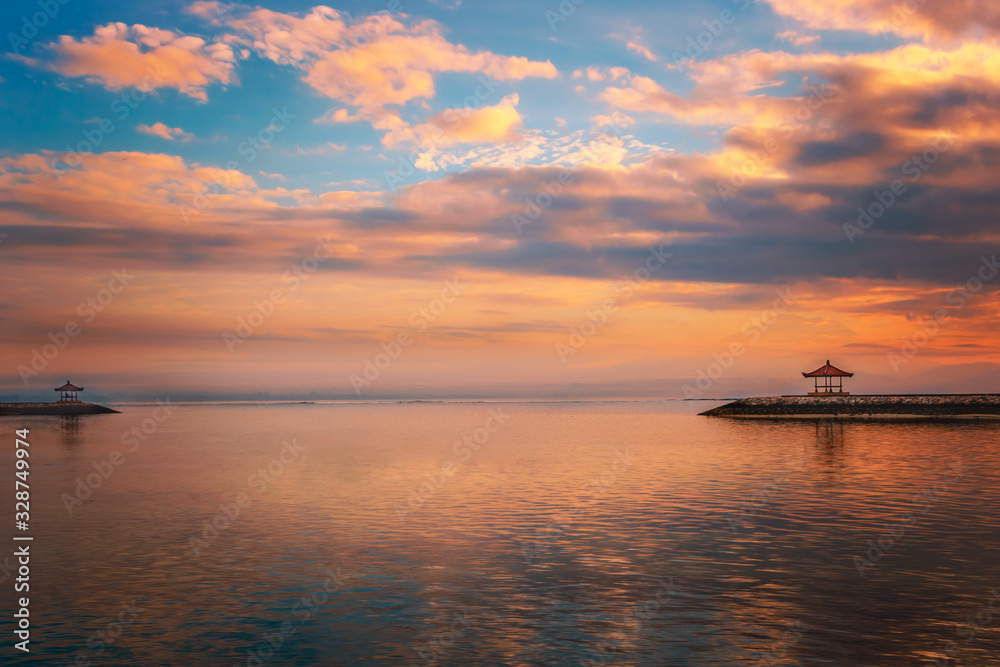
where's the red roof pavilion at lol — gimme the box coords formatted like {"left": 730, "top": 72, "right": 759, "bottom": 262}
{"left": 54, "top": 381, "right": 84, "bottom": 403}
{"left": 802, "top": 361, "right": 853, "bottom": 395}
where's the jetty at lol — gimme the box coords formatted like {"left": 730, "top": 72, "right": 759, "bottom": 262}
{"left": 699, "top": 360, "right": 1000, "bottom": 420}
{"left": 700, "top": 394, "right": 1000, "bottom": 420}
{"left": 0, "top": 380, "right": 119, "bottom": 416}
{"left": 0, "top": 402, "right": 120, "bottom": 416}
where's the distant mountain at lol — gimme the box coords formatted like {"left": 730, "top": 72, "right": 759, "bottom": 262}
{"left": 5, "top": 362, "right": 996, "bottom": 402}
{"left": 890, "top": 362, "right": 1000, "bottom": 394}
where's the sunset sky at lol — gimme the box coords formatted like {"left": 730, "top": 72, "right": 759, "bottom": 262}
{"left": 2, "top": 0, "right": 1000, "bottom": 399}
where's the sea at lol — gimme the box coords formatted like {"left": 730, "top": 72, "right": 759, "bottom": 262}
{"left": 4, "top": 399, "right": 1000, "bottom": 666}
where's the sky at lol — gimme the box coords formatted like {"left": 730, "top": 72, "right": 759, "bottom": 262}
{"left": 2, "top": 0, "right": 1000, "bottom": 399}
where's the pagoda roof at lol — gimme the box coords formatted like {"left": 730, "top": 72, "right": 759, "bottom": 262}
{"left": 802, "top": 361, "right": 853, "bottom": 378}
{"left": 54, "top": 381, "right": 84, "bottom": 391}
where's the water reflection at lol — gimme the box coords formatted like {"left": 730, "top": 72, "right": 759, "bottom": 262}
{"left": 814, "top": 417, "right": 846, "bottom": 467}
{"left": 9, "top": 403, "right": 1000, "bottom": 666}
{"left": 59, "top": 415, "right": 82, "bottom": 449}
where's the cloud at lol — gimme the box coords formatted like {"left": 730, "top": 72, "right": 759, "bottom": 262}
{"left": 137, "top": 122, "right": 195, "bottom": 141}
{"left": 303, "top": 25, "right": 556, "bottom": 117}
{"left": 0, "top": 149, "right": 382, "bottom": 272}
{"left": 383, "top": 93, "right": 525, "bottom": 150}
{"left": 776, "top": 29, "right": 821, "bottom": 46}
{"left": 626, "top": 40, "right": 657, "bottom": 62}
{"left": 292, "top": 142, "right": 347, "bottom": 155}
{"left": 189, "top": 3, "right": 351, "bottom": 65}
{"left": 429, "top": 95, "right": 524, "bottom": 144}
{"left": 598, "top": 73, "right": 785, "bottom": 126}
{"left": 198, "top": 3, "right": 557, "bottom": 121}
{"left": 36, "top": 22, "right": 236, "bottom": 101}
{"left": 763, "top": 0, "right": 1000, "bottom": 40}
{"left": 598, "top": 41, "right": 1000, "bottom": 148}
{"left": 591, "top": 112, "right": 635, "bottom": 132}
{"left": 394, "top": 123, "right": 665, "bottom": 174}
{"left": 10, "top": 4, "right": 1000, "bottom": 390}
{"left": 608, "top": 25, "right": 657, "bottom": 62}
{"left": 6, "top": 32, "right": 1000, "bottom": 296}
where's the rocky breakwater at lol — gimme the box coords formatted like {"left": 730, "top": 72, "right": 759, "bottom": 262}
{"left": 700, "top": 395, "right": 1000, "bottom": 420}
{"left": 0, "top": 403, "right": 120, "bottom": 416}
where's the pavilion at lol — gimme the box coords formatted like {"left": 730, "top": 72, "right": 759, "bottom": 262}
{"left": 54, "top": 381, "right": 84, "bottom": 403}
{"left": 802, "top": 361, "right": 853, "bottom": 396}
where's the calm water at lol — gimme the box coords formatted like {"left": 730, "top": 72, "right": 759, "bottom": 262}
{"left": 4, "top": 401, "right": 1000, "bottom": 666}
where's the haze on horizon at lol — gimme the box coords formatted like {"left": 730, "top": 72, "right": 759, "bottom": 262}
{"left": 2, "top": 0, "right": 999, "bottom": 399}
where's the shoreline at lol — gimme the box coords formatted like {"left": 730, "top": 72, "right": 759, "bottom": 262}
{"left": 700, "top": 394, "right": 1000, "bottom": 420}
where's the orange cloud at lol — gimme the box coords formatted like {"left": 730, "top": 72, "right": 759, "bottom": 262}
{"left": 189, "top": 2, "right": 351, "bottom": 64}
{"left": 430, "top": 94, "right": 524, "bottom": 144}
{"left": 10, "top": 31, "right": 1000, "bottom": 392}
{"left": 764, "top": 0, "right": 1000, "bottom": 40}
{"left": 591, "top": 112, "right": 635, "bottom": 131}
{"left": 598, "top": 73, "right": 795, "bottom": 126}
{"left": 776, "top": 30, "right": 821, "bottom": 46}
{"left": 41, "top": 22, "right": 236, "bottom": 101}
{"left": 598, "top": 41, "right": 1000, "bottom": 167}
{"left": 197, "top": 4, "right": 557, "bottom": 120}
{"left": 303, "top": 23, "right": 556, "bottom": 117}
{"left": 383, "top": 94, "right": 524, "bottom": 149}
{"left": 292, "top": 142, "right": 347, "bottom": 155}
{"left": 626, "top": 40, "right": 657, "bottom": 62}
{"left": 4, "top": 134, "right": 1000, "bottom": 393}
{"left": 137, "top": 122, "right": 194, "bottom": 141}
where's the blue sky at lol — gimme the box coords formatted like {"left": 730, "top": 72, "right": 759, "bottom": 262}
{"left": 2, "top": 0, "right": 893, "bottom": 193}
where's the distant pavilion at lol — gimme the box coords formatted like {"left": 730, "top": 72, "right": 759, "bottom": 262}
{"left": 802, "top": 361, "right": 853, "bottom": 396}
{"left": 54, "top": 381, "right": 84, "bottom": 403}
